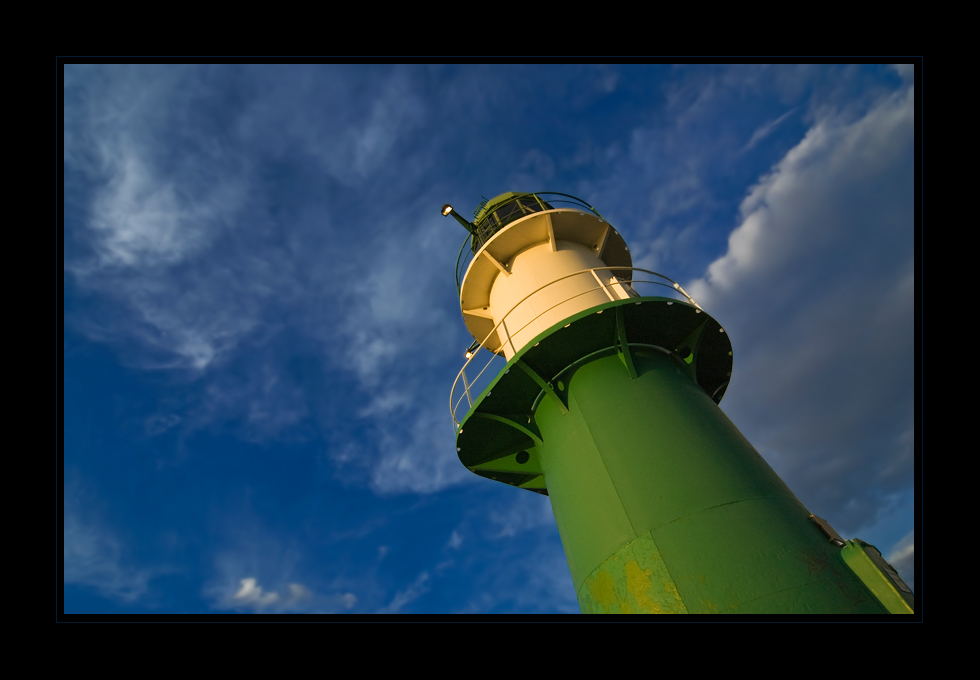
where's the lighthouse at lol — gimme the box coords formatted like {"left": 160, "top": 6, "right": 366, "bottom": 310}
{"left": 445, "top": 192, "right": 913, "bottom": 614}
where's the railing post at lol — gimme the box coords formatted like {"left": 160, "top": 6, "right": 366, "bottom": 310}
{"left": 461, "top": 366, "right": 473, "bottom": 407}
{"left": 673, "top": 282, "right": 702, "bottom": 310}
{"left": 591, "top": 269, "right": 617, "bottom": 302}
{"left": 454, "top": 265, "right": 698, "bottom": 426}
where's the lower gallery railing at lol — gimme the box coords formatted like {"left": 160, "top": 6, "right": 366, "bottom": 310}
{"left": 450, "top": 267, "right": 701, "bottom": 428}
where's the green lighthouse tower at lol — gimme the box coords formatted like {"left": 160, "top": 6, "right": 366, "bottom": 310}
{"left": 445, "top": 192, "right": 913, "bottom": 614}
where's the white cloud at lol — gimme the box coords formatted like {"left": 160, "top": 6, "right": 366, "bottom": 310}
{"left": 456, "top": 534, "right": 578, "bottom": 615}
{"left": 358, "top": 389, "right": 413, "bottom": 418}
{"left": 352, "top": 68, "right": 426, "bottom": 178}
{"left": 62, "top": 67, "right": 499, "bottom": 485}
{"left": 368, "top": 403, "right": 469, "bottom": 494}
{"left": 203, "top": 509, "right": 371, "bottom": 614}
{"left": 507, "top": 149, "right": 556, "bottom": 189}
{"left": 641, "top": 168, "right": 710, "bottom": 229}
{"left": 87, "top": 135, "right": 234, "bottom": 269}
{"left": 208, "top": 557, "right": 345, "bottom": 613}
{"left": 741, "top": 108, "right": 796, "bottom": 153}
{"left": 378, "top": 571, "right": 430, "bottom": 614}
{"left": 232, "top": 66, "right": 426, "bottom": 187}
{"left": 488, "top": 491, "right": 556, "bottom": 539}
{"left": 232, "top": 577, "right": 281, "bottom": 608}
{"left": 327, "top": 203, "right": 474, "bottom": 495}
{"left": 336, "top": 210, "right": 458, "bottom": 388}
{"left": 64, "top": 68, "right": 266, "bottom": 374}
{"left": 175, "top": 356, "right": 312, "bottom": 441}
{"left": 687, "top": 80, "right": 913, "bottom": 315}
{"left": 125, "top": 280, "right": 261, "bottom": 371}
{"left": 506, "top": 544, "right": 579, "bottom": 614}
{"left": 145, "top": 413, "right": 181, "bottom": 436}
{"left": 288, "top": 582, "right": 314, "bottom": 602}
{"left": 682, "top": 80, "right": 914, "bottom": 533}
{"left": 886, "top": 530, "right": 914, "bottom": 586}
{"left": 64, "top": 476, "right": 153, "bottom": 604}
{"left": 220, "top": 577, "right": 319, "bottom": 612}
{"left": 447, "top": 530, "right": 463, "bottom": 549}
{"left": 891, "top": 63, "right": 914, "bottom": 82}
{"left": 65, "top": 67, "right": 245, "bottom": 274}
{"left": 346, "top": 336, "right": 400, "bottom": 388}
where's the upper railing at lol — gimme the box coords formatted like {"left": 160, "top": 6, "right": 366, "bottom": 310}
{"left": 455, "top": 192, "right": 604, "bottom": 295}
{"left": 450, "top": 267, "right": 702, "bottom": 429}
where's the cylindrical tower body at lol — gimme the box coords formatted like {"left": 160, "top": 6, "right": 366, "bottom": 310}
{"left": 536, "top": 349, "right": 874, "bottom": 613}
{"left": 490, "top": 240, "right": 613, "bottom": 359}
{"left": 447, "top": 192, "right": 913, "bottom": 614}
{"left": 455, "top": 195, "right": 634, "bottom": 361}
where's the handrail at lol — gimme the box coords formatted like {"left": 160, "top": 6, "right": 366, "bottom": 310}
{"left": 473, "top": 192, "right": 602, "bottom": 228}
{"left": 451, "top": 267, "right": 702, "bottom": 428}
{"left": 451, "top": 277, "right": 678, "bottom": 421}
{"left": 455, "top": 232, "right": 474, "bottom": 296}
{"left": 452, "top": 280, "right": 630, "bottom": 419}
{"left": 454, "top": 200, "right": 604, "bottom": 295}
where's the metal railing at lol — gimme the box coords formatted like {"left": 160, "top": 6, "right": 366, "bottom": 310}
{"left": 450, "top": 267, "right": 702, "bottom": 429}
{"left": 455, "top": 194, "right": 605, "bottom": 295}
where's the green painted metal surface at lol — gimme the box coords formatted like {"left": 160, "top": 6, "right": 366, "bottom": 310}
{"left": 533, "top": 350, "right": 888, "bottom": 613}
{"left": 455, "top": 296, "right": 731, "bottom": 486}
{"left": 454, "top": 296, "right": 910, "bottom": 614}
{"left": 579, "top": 532, "right": 688, "bottom": 614}
{"left": 839, "top": 539, "right": 915, "bottom": 613}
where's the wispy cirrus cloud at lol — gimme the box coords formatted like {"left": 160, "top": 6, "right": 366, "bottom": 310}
{"left": 367, "top": 403, "right": 468, "bottom": 495}
{"left": 454, "top": 532, "right": 578, "bottom": 615}
{"left": 233, "top": 65, "right": 427, "bottom": 187}
{"left": 487, "top": 490, "right": 556, "bottom": 540}
{"left": 64, "top": 475, "right": 155, "bottom": 605}
{"left": 377, "top": 571, "right": 430, "bottom": 614}
{"left": 64, "top": 66, "right": 258, "bottom": 373}
{"left": 86, "top": 134, "right": 240, "bottom": 270}
{"left": 741, "top": 108, "right": 797, "bottom": 153}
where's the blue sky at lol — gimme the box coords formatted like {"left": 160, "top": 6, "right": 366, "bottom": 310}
{"left": 62, "top": 63, "right": 917, "bottom": 615}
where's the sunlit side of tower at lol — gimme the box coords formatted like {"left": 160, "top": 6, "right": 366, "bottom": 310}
{"left": 445, "top": 192, "right": 913, "bottom": 614}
